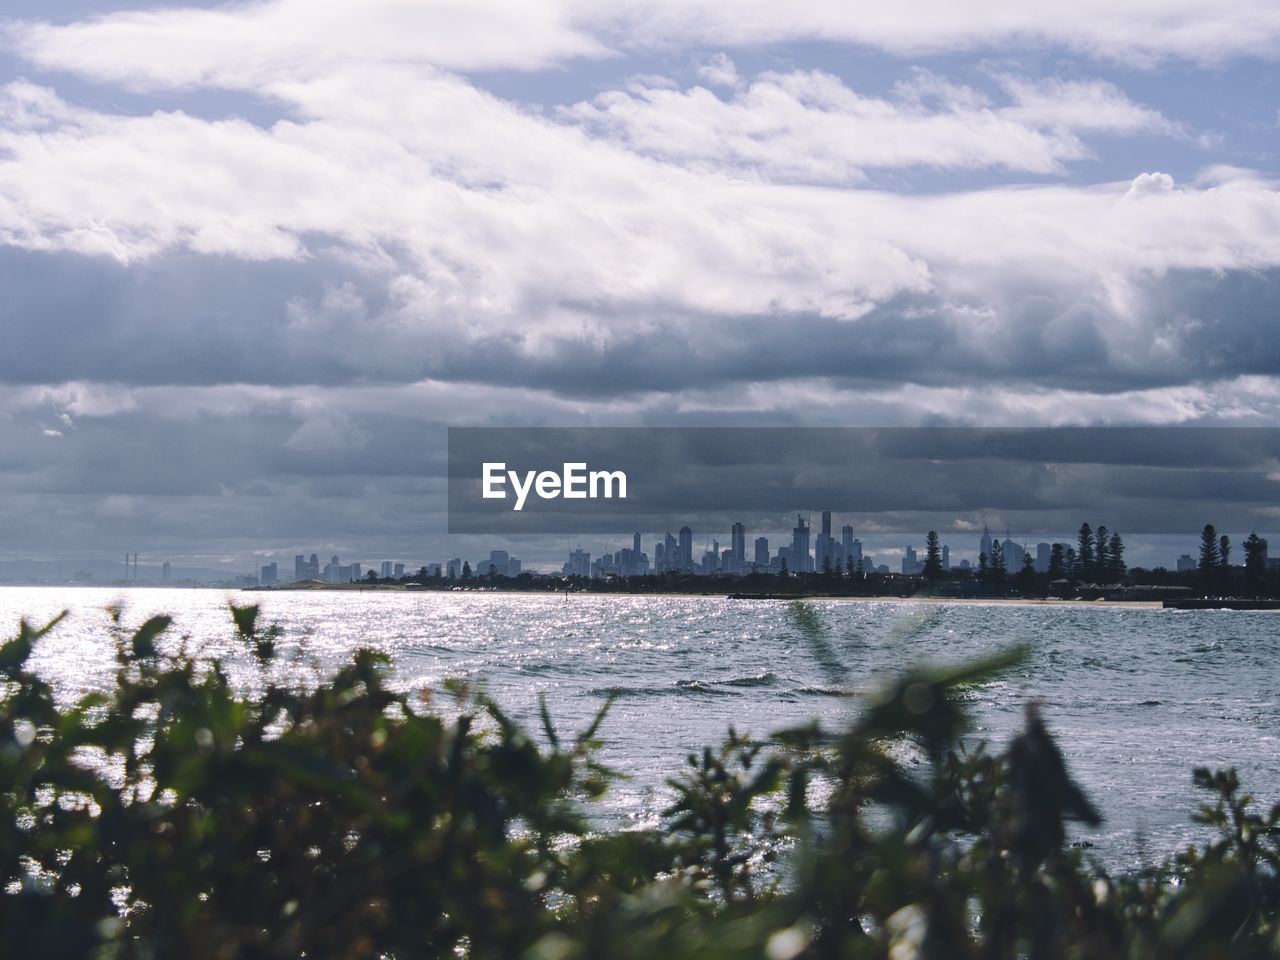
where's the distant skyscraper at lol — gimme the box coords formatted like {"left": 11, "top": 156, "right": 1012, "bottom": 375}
{"left": 162, "top": 561, "right": 171, "bottom": 584}
{"left": 381, "top": 561, "right": 393, "bottom": 578}
{"left": 1036, "top": 542, "right": 1052, "bottom": 573}
{"left": 754, "top": 537, "right": 769, "bottom": 567}
{"left": 566, "top": 547, "right": 590, "bottom": 577}
{"left": 815, "top": 509, "right": 834, "bottom": 571}
{"left": 678, "top": 526, "right": 694, "bottom": 571}
{"left": 941, "top": 545, "right": 950, "bottom": 570}
{"left": 260, "top": 562, "right": 278, "bottom": 586}
{"left": 633, "top": 531, "right": 641, "bottom": 557}
{"left": 841, "top": 525, "right": 854, "bottom": 561}
{"left": 731, "top": 522, "right": 746, "bottom": 563}
{"left": 980, "top": 525, "right": 993, "bottom": 562}
{"left": 791, "top": 515, "right": 811, "bottom": 573}
{"left": 1002, "top": 534, "right": 1023, "bottom": 567}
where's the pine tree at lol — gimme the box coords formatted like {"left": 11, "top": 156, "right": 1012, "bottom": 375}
{"left": 1065, "top": 547, "right": 1077, "bottom": 578}
{"left": 1095, "top": 525, "right": 1109, "bottom": 580}
{"left": 1219, "top": 535, "right": 1231, "bottom": 569}
{"left": 1048, "top": 542, "right": 1066, "bottom": 579}
{"left": 1108, "top": 533, "right": 1125, "bottom": 579}
{"left": 990, "top": 540, "right": 1006, "bottom": 580}
{"left": 923, "top": 530, "right": 944, "bottom": 582}
{"left": 1014, "top": 552, "right": 1037, "bottom": 595}
{"left": 1076, "top": 524, "right": 1095, "bottom": 579}
{"left": 1244, "top": 532, "right": 1267, "bottom": 585}
{"left": 1198, "top": 525, "right": 1219, "bottom": 570}
{"left": 1198, "top": 525, "right": 1219, "bottom": 596}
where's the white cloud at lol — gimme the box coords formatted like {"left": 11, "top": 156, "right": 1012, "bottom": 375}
{"left": 0, "top": 66, "right": 1275, "bottom": 390}
{"left": 696, "top": 53, "right": 740, "bottom": 90}
{"left": 573, "top": 0, "right": 1280, "bottom": 66}
{"left": 6, "top": 0, "right": 1280, "bottom": 92}
{"left": 5, "top": 0, "right": 605, "bottom": 90}
{"left": 564, "top": 68, "right": 1179, "bottom": 183}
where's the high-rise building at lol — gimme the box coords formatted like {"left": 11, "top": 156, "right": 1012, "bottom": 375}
{"left": 902, "top": 546, "right": 923, "bottom": 575}
{"left": 294, "top": 554, "right": 306, "bottom": 582}
{"left": 394, "top": 563, "right": 405, "bottom": 578}
{"left": 791, "top": 515, "right": 811, "bottom": 573}
{"left": 731, "top": 522, "right": 746, "bottom": 563}
{"left": 678, "top": 526, "right": 694, "bottom": 571}
{"left": 381, "top": 561, "right": 394, "bottom": 578}
{"left": 633, "top": 532, "right": 641, "bottom": 558}
{"left": 941, "top": 545, "right": 950, "bottom": 570}
{"left": 841, "top": 525, "right": 854, "bottom": 562}
{"left": 162, "top": 561, "right": 171, "bottom": 584}
{"left": 565, "top": 547, "right": 590, "bottom": 578}
{"left": 1002, "top": 534, "right": 1023, "bottom": 567}
{"left": 1036, "top": 542, "right": 1052, "bottom": 573}
{"left": 980, "top": 525, "right": 993, "bottom": 562}
{"left": 816, "top": 510, "right": 834, "bottom": 571}
{"left": 260, "top": 562, "right": 278, "bottom": 586}
{"left": 754, "top": 537, "right": 769, "bottom": 567}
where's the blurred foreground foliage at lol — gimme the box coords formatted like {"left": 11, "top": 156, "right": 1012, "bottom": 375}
{"left": 1, "top": 606, "right": 1278, "bottom": 959}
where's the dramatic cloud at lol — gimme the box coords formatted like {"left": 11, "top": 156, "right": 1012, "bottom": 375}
{"left": 1, "top": 0, "right": 1279, "bottom": 567}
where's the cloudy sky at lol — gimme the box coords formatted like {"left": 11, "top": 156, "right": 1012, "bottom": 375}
{"left": 1, "top": 1, "right": 1279, "bottom": 573}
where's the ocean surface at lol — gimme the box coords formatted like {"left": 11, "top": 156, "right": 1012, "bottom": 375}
{"left": 2, "top": 585, "right": 1277, "bottom": 874}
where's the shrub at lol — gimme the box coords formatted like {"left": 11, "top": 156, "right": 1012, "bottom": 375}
{"left": 0, "top": 606, "right": 1277, "bottom": 958}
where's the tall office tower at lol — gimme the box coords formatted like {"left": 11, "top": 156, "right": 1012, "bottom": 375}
{"left": 941, "top": 545, "right": 950, "bottom": 570}
{"left": 791, "top": 515, "right": 811, "bottom": 572}
{"left": 260, "top": 562, "right": 278, "bottom": 586}
{"left": 633, "top": 531, "right": 641, "bottom": 558}
{"left": 1036, "top": 542, "right": 1052, "bottom": 572}
{"left": 841, "top": 525, "right": 854, "bottom": 561}
{"left": 309, "top": 554, "right": 320, "bottom": 579}
{"left": 664, "top": 531, "right": 678, "bottom": 571}
{"left": 294, "top": 555, "right": 306, "bottom": 582}
{"left": 979, "top": 526, "right": 992, "bottom": 562}
{"left": 850, "top": 538, "right": 863, "bottom": 567}
{"left": 162, "top": 562, "right": 171, "bottom": 584}
{"left": 381, "top": 561, "right": 393, "bottom": 578}
{"left": 754, "top": 537, "right": 769, "bottom": 567}
{"left": 731, "top": 522, "right": 746, "bottom": 563}
{"left": 678, "top": 526, "right": 694, "bottom": 571}
{"left": 1002, "top": 534, "right": 1021, "bottom": 567}
{"left": 821, "top": 510, "right": 833, "bottom": 567}
{"left": 394, "top": 563, "right": 405, "bottom": 578}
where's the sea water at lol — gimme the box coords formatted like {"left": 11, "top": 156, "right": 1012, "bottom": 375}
{"left": 3, "top": 586, "right": 1276, "bottom": 873}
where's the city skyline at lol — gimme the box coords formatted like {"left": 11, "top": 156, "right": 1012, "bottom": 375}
{"left": 5, "top": 518, "right": 1262, "bottom": 586}
{"left": 1, "top": 3, "right": 1279, "bottom": 566}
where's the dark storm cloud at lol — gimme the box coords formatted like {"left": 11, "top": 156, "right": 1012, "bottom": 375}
{"left": 5, "top": 244, "right": 1280, "bottom": 397}
{"left": 448, "top": 427, "right": 1280, "bottom": 535}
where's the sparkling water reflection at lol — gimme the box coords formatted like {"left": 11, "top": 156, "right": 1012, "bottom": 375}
{"left": 3, "top": 586, "right": 1277, "bottom": 872}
